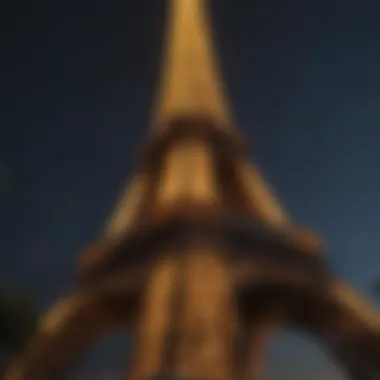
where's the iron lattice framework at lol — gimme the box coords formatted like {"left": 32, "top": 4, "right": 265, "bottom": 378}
{"left": 5, "top": 0, "right": 380, "bottom": 379}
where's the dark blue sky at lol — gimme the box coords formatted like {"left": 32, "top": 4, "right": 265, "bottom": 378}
{"left": 1, "top": 0, "right": 380, "bottom": 378}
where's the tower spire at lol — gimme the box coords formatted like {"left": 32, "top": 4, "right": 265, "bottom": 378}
{"left": 152, "top": 0, "right": 233, "bottom": 132}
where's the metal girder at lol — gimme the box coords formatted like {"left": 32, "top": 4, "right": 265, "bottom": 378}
{"left": 5, "top": 214, "right": 379, "bottom": 380}
{"left": 80, "top": 216, "right": 327, "bottom": 286}
{"left": 3, "top": 268, "right": 146, "bottom": 380}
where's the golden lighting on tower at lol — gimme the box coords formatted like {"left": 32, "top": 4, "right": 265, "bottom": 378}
{"left": 152, "top": 0, "right": 233, "bottom": 132}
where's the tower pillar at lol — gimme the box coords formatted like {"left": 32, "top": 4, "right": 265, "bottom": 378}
{"left": 128, "top": 257, "right": 180, "bottom": 380}
{"left": 172, "top": 250, "right": 237, "bottom": 380}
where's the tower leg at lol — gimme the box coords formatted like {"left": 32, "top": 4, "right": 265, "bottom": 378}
{"left": 329, "top": 342, "right": 378, "bottom": 380}
{"left": 128, "top": 257, "right": 180, "bottom": 380}
{"left": 172, "top": 250, "right": 237, "bottom": 380}
{"left": 240, "top": 318, "right": 279, "bottom": 380}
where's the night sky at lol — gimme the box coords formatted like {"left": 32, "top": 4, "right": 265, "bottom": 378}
{"left": 1, "top": 0, "right": 380, "bottom": 378}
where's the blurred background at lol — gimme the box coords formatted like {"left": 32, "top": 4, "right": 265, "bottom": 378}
{"left": 1, "top": 0, "right": 380, "bottom": 378}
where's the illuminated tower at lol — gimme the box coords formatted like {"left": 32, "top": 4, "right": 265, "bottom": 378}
{"left": 5, "top": 0, "right": 380, "bottom": 379}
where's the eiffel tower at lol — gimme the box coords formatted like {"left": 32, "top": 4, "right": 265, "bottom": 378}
{"left": 5, "top": 0, "right": 380, "bottom": 379}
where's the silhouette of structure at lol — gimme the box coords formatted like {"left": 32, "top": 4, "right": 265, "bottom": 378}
{"left": 5, "top": 0, "right": 380, "bottom": 379}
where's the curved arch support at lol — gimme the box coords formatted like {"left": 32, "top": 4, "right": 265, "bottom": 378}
{"left": 285, "top": 279, "right": 380, "bottom": 379}
{"left": 315, "top": 281, "right": 380, "bottom": 379}
{"left": 238, "top": 267, "right": 380, "bottom": 379}
{"left": 4, "top": 293, "right": 103, "bottom": 380}
{"left": 4, "top": 271, "right": 145, "bottom": 380}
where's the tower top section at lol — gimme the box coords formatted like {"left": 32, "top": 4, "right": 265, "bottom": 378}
{"left": 151, "top": 0, "right": 234, "bottom": 133}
